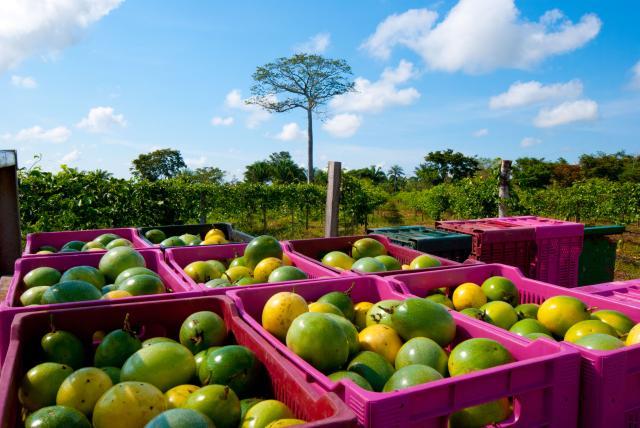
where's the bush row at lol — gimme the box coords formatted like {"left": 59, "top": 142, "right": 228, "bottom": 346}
{"left": 396, "top": 177, "right": 640, "bottom": 224}
{"left": 18, "top": 167, "right": 389, "bottom": 237}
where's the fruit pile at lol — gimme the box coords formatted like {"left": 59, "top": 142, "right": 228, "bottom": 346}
{"left": 145, "top": 227, "right": 231, "bottom": 247}
{"left": 19, "top": 247, "right": 166, "bottom": 306}
{"left": 182, "top": 236, "right": 309, "bottom": 288}
{"left": 19, "top": 311, "right": 307, "bottom": 428}
{"left": 33, "top": 233, "right": 134, "bottom": 254}
{"left": 442, "top": 276, "right": 639, "bottom": 350}
{"left": 261, "top": 290, "right": 515, "bottom": 426}
{"left": 320, "top": 237, "right": 441, "bottom": 273}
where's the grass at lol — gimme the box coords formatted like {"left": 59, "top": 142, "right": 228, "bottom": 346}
{"left": 616, "top": 225, "right": 640, "bottom": 281}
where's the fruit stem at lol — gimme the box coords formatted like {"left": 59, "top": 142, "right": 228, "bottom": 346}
{"left": 49, "top": 315, "right": 56, "bottom": 333}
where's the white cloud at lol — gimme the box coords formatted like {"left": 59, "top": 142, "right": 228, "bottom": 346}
{"left": 362, "top": 1, "right": 601, "bottom": 73}
{"left": 473, "top": 128, "right": 489, "bottom": 137}
{"left": 275, "top": 122, "right": 306, "bottom": 141}
{"left": 295, "top": 32, "right": 331, "bottom": 54}
{"left": 631, "top": 61, "right": 640, "bottom": 90}
{"left": 3, "top": 125, "right": 71, "bottom": 143}
{"left": 225, "top": 89, "right": 274, "bottom": 128}
{"left": 0, "top": 0, "right": 123, "bottom": 73}
{"left": 534, "top": 99, "right": 598, "bottom": 128}
{"left": 330, "top": 60, "right": 420, "bottom": 113}
{"left": 211, "top": 116, "right": 234, "bottom": 126}
{"left": 521, "top": 137, "right": 542, "bottom": 147}
{"left": 322, "top": 114, "right": 362, "bottom": 138}
{"left": 490, "top": 79, "right": 583, "bottom": 109}
{"left": 11, "top": 75, "right": 37, "bottom": 88}
{"left": 59, "top": 149, "right": 80, "bottom": 164}
{"left": 77, "top": 106, "right": 126, "bottom": 133}
{"left": 185, "top": 156, "right": 207, "bottom": 168}
{"left": 362, "top": 9, "right": 438, "bottom": 60}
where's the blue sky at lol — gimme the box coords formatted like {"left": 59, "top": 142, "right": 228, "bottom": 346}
{"left": 1, "top": 0, "right": 639, "bottom": 179}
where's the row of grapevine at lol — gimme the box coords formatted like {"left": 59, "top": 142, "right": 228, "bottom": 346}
{"left": 18, "top": 167, "right": 389, "bottom": 238}
{"left": 19, "top": 168, "right": 638, "bottom": 240}
{"left": 400, "top": 177, "right": 640, "bottom": 224}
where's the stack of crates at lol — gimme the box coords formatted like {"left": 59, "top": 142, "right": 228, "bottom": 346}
{"left": 495, "top": 216, "right": 584, "bottom": 288}
{"left": 436, "top": 218, "right": 537, "bottom": 276}
{"left": 437, "top": 216, "right": 585, "bottom": 287}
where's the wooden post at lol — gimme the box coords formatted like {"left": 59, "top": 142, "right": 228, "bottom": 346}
{"left": 324, "top": 161, "right": 341, "bottom": 237}
{"left": 0, "top": 150, "right": 21, "bottom": 275}
{"left": 498, "top": 159, "right": 512, "bottom": 218}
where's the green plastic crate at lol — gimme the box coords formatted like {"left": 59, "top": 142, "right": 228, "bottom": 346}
{"left": 578, "top": 225, "right": 625, "bottom": 286}
{"left": 367, "top": 225, "right": 472, "bottom": 262}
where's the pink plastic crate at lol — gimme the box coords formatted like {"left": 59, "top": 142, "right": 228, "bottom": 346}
{"left": 228, "top": 276, "right": 580, "bottom": 428}
{"left": 489, "top": 216, "right": 584, "bottom": 288}
{"left": 577, "top": 279, "right": 640, "bottom": 306}
{"left": 23, "top": 227, "right": 150, "bottom": 256}
{"left": 0, "top": 249, "right": 199, "bottom": 366}
{"left": 436, "top": 220, "right": 537, "bottom": 276}
{"left": 165, "top": 243, "right": 339, "bottom": 294}
{"left": 0, "top": 295, "right": 356, "bottom": 428}
{"left": 389, "top": 264, "right": 640, "bottom": 428}
{"left": 284, "top": 234, "right": 460, "bottom": 277}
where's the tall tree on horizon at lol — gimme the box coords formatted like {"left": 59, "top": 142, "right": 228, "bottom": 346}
{"left": 248, "top": 54, "right": 354, "bottom": 183}
{"left": 130, "top": 148, "right": 186, "bottom": 181}
{"left": 388, "top": 165, "right": 405, "bottom": 192}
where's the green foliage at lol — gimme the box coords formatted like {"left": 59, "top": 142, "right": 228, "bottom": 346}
{"left": 177, "top": 167, "right": 225, "bottom": 185}
{"left": 244, "top": 152, "right": 306, "bottom": 184}
{"left": 249, "top": 53, "right": 355, "bottom": 182}
{"left": 244, "top": 161, "right": 272, "bottom": 183}
{"left": 346, "top": 165, "right": 387, "bottom": 185}
{"left": 415, "top": 149, "right": 479, "bottom": 185}
{"left": 267, "top": 152, "right": 307, "bottom": 183}
{"left": 387, "top": 165, "right": 405, "bottom": 192}
{"left": 396, "top": 178, "right": 640, "bottom": 225}
{"left": 515, "top": 179, "right": 640, "bottom": 224}
{"left": 513, "top": 157, "right": 553, "bottom": 189}
{"left": 19, "top": 166, "right": 389, "bottom": 238}
{"left": 249, "top": 54, "right": 354, "bottom": 113}
{"left": 579, "top": 151, "right": 637, "bottom": 181}
{"left": 130, "top": 149, "right": 187, "bottom": 181}
{"left": 339, "top": 175, "right": 389, "bottom": 231}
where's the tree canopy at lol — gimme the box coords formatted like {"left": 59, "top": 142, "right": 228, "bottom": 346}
{"left": 131, "top": 149, "right": 187, "bottom": 181}
{"left": 244, "top": 151, "right": 306, "bottom": 184}
{"left": 248, "top": 54, "right": 354, "bottom": 182}
{"left": 178, "top": 166, "right": 225, "bottom": 184}
{"left": 415, "top": 149, "right": 480, "bottom": 185}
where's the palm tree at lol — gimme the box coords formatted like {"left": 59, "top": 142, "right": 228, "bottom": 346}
{"left": 368, "top": 165, "right": 387, "bottom": 185}
{"left": 244, "top": 161, "right": 272, "bottom": 183}
{"left": 388, "top": 165, "right": 405, "bottom": 192}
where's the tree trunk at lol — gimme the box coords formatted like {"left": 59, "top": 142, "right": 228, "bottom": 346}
{"left": 307, "top": 108, "right": 314, "bottom": 183}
